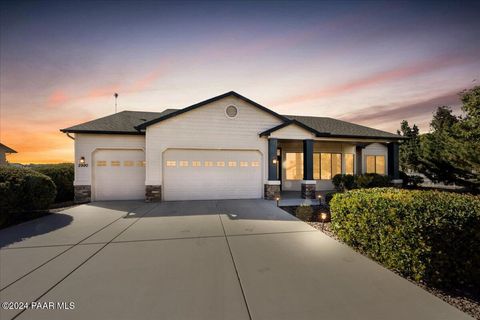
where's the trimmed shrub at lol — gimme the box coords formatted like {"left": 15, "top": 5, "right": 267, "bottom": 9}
{"left": 330, "top": 188, "right": 480, "bottom": 288}
{"left": 30, "top": 163, "right": 74, "bottom": 203}
{"left": 325, "top": 191, "right": 337, "bottom": 205}
{"left": 332, "top": 173, "right": 391, "bottom": 191}
{"left": 0, "top": 166, "right": 56, "bottom": 226}
{"left": 295, "top": 204, "right": 313, "bottom": 221}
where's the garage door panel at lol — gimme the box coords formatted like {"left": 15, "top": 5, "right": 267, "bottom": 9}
{"left": 164, "top": 149, "right": 262, "bottom": 201}
{"left": 94, "top": 150, "right": 145, "bottom": 201}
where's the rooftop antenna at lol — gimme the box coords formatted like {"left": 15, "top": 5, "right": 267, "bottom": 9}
{"left": 114, "top": 93, "right": 119, "bottom": 113}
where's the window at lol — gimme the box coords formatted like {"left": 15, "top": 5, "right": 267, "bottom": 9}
{"left": 240, "top": 161, "right": 249, "bottom": 167}
{"left": 216, "top": 161, "right": 225, "bottom": 167}
{"left": 136, "top": 161, "right": 146, "bottom": 167}
{"left": 96, "top": 160, "right": 107, "bottom": 167}
{"left": 318, "top": 153, "right": 341, "bottom": 180}
{"left": 366, "top": 155, "right": 385, "bottom": 174}
{"left": 124, "top": 161, "right": 134, "bottom": 167}
{"left": 345, "top": 154, "right": 354, "bottom": 175}
{"left": 228, "top": 161, "right": 237, "bottom": 167}
{"left": 111, "top": 160, "right": 120, "bottom": 167}
{"left": 166, "top": 161, "right": 176, "bottom": 167}
{"left": 286, "top": 152, "right": 303, "bottom": 180}
{"left": 225, "top": 105, "right": 238, "bottom": 118}
{"left": 205, "top": 161, "right": 213, "bottom": 167}
{"left": 314, "top": 153, "right": 320, "bottom": 179}
{"left": 251, "top": 161, "right": 260, "bottom": 167}
{"left": 192, "top": 161, "right": 201, "bottom": 167}
{"left": 179, "top": 161, "right": 189, "bottom": 167}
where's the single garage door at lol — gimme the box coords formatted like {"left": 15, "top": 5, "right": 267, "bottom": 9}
{"left": 93, "top": 149, "right": 145, "bottom": 201}
{"left": 163, "top": 149, "right": 262, "bottom": 201}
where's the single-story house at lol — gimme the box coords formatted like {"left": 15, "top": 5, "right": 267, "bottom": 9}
{"left": 0, "top": 143, "right": 17, "bottom": 166}
{"left": 61, "top": 91, "right": 404, "bottom": 203}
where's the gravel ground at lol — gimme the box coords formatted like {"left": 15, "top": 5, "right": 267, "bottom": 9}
{"left": 307, "top": 221, "right": 480, "bottom": 320}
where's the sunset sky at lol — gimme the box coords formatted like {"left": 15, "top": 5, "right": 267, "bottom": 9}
{"left": 1, "top": 1, "right": 479, "bottom": 164}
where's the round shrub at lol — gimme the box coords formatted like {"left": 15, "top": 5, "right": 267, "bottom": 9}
{"left": 332, "top": 174, "right": 355, "bottom": 191}
{"left": 295, "top": 204, "right": 313, "bottom": 221}
{"left": 0, "top": 166, "right": 56, "bottom": 225}
{"left": 325, "top": 191, "right": 337, "bottom": 205}
{"left": 30, "top": 163, "right": 74, "bottom": 203}
{"left": 330, "top": 188, "right": 480, "bottom": 288}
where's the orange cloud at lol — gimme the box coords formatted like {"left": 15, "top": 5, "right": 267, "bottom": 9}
{"left": 275, "top": 54, "right": 477, "bottom": 106}
{"left": 47, "top": 90, "right": 69, "bottom": 107}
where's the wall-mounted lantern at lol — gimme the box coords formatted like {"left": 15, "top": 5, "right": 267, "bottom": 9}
{"left": 78, "top": 156, "right": 88, "bottom": 167}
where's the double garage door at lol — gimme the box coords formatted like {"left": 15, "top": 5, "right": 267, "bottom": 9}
{"left": 93, "top": 149, "right": 262, "bottom": 201}
{"left": 163, "top": 149, "right": 262, "bottom": 201}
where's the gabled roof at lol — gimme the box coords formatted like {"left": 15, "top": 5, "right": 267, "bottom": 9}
{"left": 60, "top": 92, "right": 404, "bottom": 140}
{"left": 134, "top": 91, "right": 289, "bottom": 130}
{"left": 0, "top": 143, "right": 17, "bottom": 153}
{"left": 259, "top": 120, "right": 331, "bottom": 137}
{"left": 60, "top": 109, "right": 177, "bottom": 134}
{"left": 284, "top": 115, "right": 404, "bottom": 140}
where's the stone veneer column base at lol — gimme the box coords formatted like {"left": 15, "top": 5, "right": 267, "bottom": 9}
{"left": 146, "top": 185, "right": 162, "bottom": 202}
{"left": 264, "top": 183, "right": 281, "bottom": 200}
{"left": 301, "top": 182, "right": 316, "bottom": 199}
{"left": 391, "top": 179, "right": 403, "bottom": 188}
{"left": 74, "top": 185, "right": 91, "bottom": 203}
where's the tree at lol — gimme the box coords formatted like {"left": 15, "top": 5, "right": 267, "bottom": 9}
{"left": 397, "top": 120, "right": 421, "bottom": 172}
{"left": 419, "top": 86, "right": 480, "bottom": 191}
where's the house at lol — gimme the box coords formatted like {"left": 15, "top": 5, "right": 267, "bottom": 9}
{"left": 61, "top": 91, "right": 404, "bottom": 203}
{"left": 0, "top": 143, "right": 17, "bottom": 166}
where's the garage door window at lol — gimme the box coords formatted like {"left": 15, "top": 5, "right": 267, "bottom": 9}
{"left": 97, "top": 160, "right": 107, "bottom": 166}
{"left": 192, "top": 161, "right": 201, "bottom": 167}
{"left": 179, "top": 161, "right": 189, "bottom": 167}
{"left": 240, "top": 161, "right": 249, "bottom": 167}
{"left": 228, "top": 161, "right": 237, "bottom": 167}
{"left": 216, "top": 161, "right": 225, "bottom": 167}
{"left": 124, "top": 161, "right": 134, "bottom": 167}
{"left": 166, "top": 161, "right": 176, "bottom": 167}
{"left": 251, "top": 161, "right": 260, "bottom": 167}
{"left": 111, "top": 161, "right": 120, "bottom": 167}
{"left": 136, "top": 161, "right": 146, "bottom": 167}
{"left": 205, "top": 161, "right": 213, "bottom": 167}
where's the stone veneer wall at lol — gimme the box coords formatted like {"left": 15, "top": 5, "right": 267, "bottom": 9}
{"left": 301, "top": 183, "right": 316, "bottom": 199}
{"left": 74, "top": 185, "right": 91, "bottom": 203}
{"left": 146, "top": 185, "right": 162, "bottom": 202}
{"left": 264, "top": 184, "right": 280, "bottom": 200}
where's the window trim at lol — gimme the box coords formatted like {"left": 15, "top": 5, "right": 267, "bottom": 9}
{"left": 345, "top": 153, "right": 355, "bottom": 175}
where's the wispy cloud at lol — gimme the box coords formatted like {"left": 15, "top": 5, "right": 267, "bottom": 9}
{"left": 274, "top": 53, "right": 477, "bottom": 106}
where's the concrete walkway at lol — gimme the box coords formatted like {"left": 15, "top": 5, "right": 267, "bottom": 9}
{"left": 0, "top": 200, "right": 472, "bottom": 319}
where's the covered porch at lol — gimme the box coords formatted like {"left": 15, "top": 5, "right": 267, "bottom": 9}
{"left": 264, "top": 137, "right": 401, "bottom": 201}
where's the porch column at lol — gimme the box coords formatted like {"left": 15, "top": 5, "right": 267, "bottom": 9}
{"left": 264, "top": 138, "right": 280, "bottom": 200}
{"left": 355, "top": 144, "right": 366, "bottom": 174}
{"left": 388, "top": 142, "right": 402, "bottom": 186}
{"left": 301, "top": 139, "right": 316, "bottom": 199}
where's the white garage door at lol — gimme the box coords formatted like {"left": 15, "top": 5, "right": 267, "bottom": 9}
{"left": 93, "top": 149, "right": 145, "bottom": 201}
{"left": 163, "top": 149, "right": 262, "bottom": 201}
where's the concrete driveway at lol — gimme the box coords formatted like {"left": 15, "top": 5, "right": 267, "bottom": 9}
{"left": 0, "top": 200, "right": 471, "bottom": 320}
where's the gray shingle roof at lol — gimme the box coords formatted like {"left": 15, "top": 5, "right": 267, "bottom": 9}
{"left": 61, "top": 109, "right": 177, "bottom": 134}
{"left": 0, "top": 143, "right": 17, "bottom": 153}
{"left": 284, "top": 115, "right": 402, "bottom": 139}
{"left": 61, "top": 107, "right": 401, "bottom": 140}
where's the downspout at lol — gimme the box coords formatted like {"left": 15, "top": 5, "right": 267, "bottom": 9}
{"left": 66, "top": 132, "right": 75, "bottom": 140}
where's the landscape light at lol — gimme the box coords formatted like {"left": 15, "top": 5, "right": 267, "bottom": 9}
{"left": 320, "top": 212, "right": 327, "bottom": 231}
{"left": 276, "top": 196, "right": 280, "bottom": 207}
{"left": 317, "top": 194, "right": 322, "bottom": 205}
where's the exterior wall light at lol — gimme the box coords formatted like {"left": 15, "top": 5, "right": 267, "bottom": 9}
{"left": 272, "top": 159, "right": 277, "bottom": 164}
{"left": 320, "top": 212, "right": 327, "bottom": 230}
{"left": 80, "top": 156, "right": 85, "bottom": 164}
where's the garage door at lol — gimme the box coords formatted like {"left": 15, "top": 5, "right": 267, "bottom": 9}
{"left": 93, "top": 149, "right": 145, "bottom": 201}
{"left": 163, "top": 149, "right": 262, "bottom": 201}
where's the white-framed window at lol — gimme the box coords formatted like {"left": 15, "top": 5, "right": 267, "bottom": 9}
{"left": 192, "top": 161, "right": 201, "bottom": 167}
{"left": 166, "top": 161, "right": 176, "bottom": 167}
{"left": 316, "top": 153, "right": 341, "bottom": 180}
{"left": 111, "top": 160, "right": 121, "bottom": 167}
{"left": 366, "top": 155, "right": 385, "bottom": 174}
{"left": 345, "top": 154, "right": 354, "bottom": 175}
{"left": 286, "top": 152, "right": 303, "bottom": 180}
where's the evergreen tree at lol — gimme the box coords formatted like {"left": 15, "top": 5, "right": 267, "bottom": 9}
{"left": 397, "top": 120, "right": 421, "bottom": 172}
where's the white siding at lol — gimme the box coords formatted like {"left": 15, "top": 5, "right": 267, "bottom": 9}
{"left": 269, "top": 124, "right": 315, "bottom": 140}
{"left": 74, "top": 134, "right": 145, "bottom": 185}
{"left": 145, "top": 96, "right": 283, "bottom": 185}
{"left": 362, "top": 143, "right": 388, "bottom": 174}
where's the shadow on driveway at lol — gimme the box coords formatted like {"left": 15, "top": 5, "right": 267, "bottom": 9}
{"left": 0, "top": 213, "right": 73, "bottom": 249}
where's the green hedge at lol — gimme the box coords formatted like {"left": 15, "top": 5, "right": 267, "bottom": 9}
{"left": 330, "top": 188, "right": 480, "bottom": 287}
{"left": 332, "top": 173, "right": 391, "bottom": 191}
{"left": 30, "top": 163, "right": 74, "bottom": 203}
{"left": 0, "top": 166, "right": 56, "bottom": 226}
